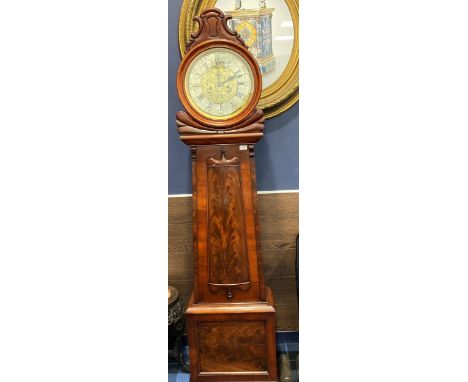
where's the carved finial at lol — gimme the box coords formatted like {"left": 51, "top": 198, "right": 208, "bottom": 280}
{"left": 235, "top": 0, "right": 242, "bottom": 10}
{"left": 186, "top": 8, "right": 247, "bottom": 52}
{"left": 259, "top": 0, "right": 267, "bottom": 8}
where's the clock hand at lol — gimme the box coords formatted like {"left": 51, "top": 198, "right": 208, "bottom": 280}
{"left": 218, "top": 70, "right": 242, "bottom": 86}
{"left": 217, "top": 67, "right": 221, "bottom": 85}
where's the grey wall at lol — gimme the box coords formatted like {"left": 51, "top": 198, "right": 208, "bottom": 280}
{"left": 168, "top": 0, "right": 298, "bottom": 194}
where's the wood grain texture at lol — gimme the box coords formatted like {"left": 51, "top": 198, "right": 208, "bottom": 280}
{"left": 198, "top": 321, "right": 267, "bottom": 372}
{"left": 186, "top": 288, "right": 278, "bottom": 381}
{"left": 168, "top": 192, "right": 299, "bottom": 330}
{"left": 194, "top": 145, "right": 264, "bottom": 303}
{"left": 207, "top": 154, "right": 249, "bottom": 290}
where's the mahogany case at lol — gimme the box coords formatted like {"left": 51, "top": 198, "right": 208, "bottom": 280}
{"left": 176, "top": 8, "right": 278, "bottom": 382}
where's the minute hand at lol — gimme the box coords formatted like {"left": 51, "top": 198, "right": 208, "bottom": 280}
{"left": 218, "top": 72, "right": 243, "bottom": 86}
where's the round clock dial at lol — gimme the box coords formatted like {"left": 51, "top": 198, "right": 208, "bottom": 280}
{"left": 184, "top": 47, "right": 255, "bottom": 121}
{"left": 235, "top": 22, "right": 257, "bottom": 47}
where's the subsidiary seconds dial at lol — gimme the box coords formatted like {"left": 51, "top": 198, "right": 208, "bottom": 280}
{"left": 184, "top": 47, "right": 254, "bottom": 121}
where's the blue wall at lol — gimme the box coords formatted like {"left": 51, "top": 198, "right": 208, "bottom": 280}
{"left": 168, "top": 0, "right": 298, "bottom": 194}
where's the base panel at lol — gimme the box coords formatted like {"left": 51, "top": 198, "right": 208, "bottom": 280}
{"left": 186, "top": 287, "right": 278, "bottom": 382}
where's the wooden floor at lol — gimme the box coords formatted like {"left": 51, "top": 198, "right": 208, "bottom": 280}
{"left": 168, "top": 192, "right": 299, "bottom": 331}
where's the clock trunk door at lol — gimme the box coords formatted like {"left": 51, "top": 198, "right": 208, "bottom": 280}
{"left": 193, "top": 144, "right": 264, "bottom": 303}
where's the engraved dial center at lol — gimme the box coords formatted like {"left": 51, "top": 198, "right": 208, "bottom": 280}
{"left": 201, "top": 65, "right": 238, "bottom": 104}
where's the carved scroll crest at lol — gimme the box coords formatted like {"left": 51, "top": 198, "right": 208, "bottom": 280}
{"left": 186, "top": 8, "right": 248, "bottom": 51}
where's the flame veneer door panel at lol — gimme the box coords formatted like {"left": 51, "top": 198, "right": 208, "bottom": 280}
{"left": 193, "top": 145, "right": 265, "bottom": 304}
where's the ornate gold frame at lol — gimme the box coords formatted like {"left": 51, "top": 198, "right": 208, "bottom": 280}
{"left": 178, "top": 0, "right": 299, "bottom": 119}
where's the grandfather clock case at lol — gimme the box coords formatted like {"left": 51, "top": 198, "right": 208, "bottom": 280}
{"left": 176, "top": 9, "right": 278, "bottom": 382}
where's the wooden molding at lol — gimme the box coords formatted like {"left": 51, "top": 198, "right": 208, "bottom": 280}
{"left": 177, "top": 109, "right": 264, "bottom": 145}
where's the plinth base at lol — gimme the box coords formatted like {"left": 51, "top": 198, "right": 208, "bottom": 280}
{"left": 186, "top": 287, "right": 278, "bottom": 382}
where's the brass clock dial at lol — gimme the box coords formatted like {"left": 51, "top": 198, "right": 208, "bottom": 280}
{"left": 235, "top": 22, "right": 257, "bottom": 47}
{"left": 184, "top": 47, "right": 254, "bottom": 121}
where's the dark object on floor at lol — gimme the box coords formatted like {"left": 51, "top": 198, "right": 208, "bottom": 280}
{"left": 279, "top": 352, "right": 294, "bottom": 381}
{"left": 168, "top": 286, "right": 189, "bottom": 372}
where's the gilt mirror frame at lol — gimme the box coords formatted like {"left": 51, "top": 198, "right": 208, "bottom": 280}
{"left": 178, "top": 0, "right": 299, "bottom": 119}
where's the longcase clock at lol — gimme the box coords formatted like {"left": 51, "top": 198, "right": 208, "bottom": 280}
{"left": 176, "top": 8, "right": 278, "bottom": 382}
